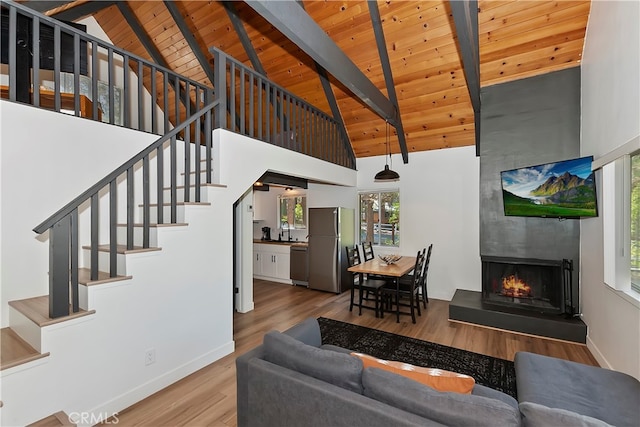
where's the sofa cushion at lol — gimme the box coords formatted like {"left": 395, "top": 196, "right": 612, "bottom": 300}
{"left": 515, "top": 352, "right": 640, "bottom": 427}
{"left": 283, "top": 317, "right": 322, "bottom": 347}
{"left": 363, "top": 367, "right": 522, "bottom": 426}
{"left": 352, "top": 352, "right": 475, "bottom": 394}
{"left": 263, "top": 330, "right": 364, "bottom": 394}
{"left": 519, "top": 402, "right": 612, "bottom": 427}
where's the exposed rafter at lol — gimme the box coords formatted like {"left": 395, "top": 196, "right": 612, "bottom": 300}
{"left": 222, "top": 1, "right": 265, "bottom": 75}
{"left": 368, "top": 0, "right": 408, "bottom": 164}
{"left": 116, "top": 2, "right": 198, "bottom": 124}
{"left": 221, "top": 0, "right": 287, "bottom": 130}
{"left": 163, "top": 1, "right": 214, "bottom": 86}
{"left": 22, "top": 1, "right": 74, "bottom": 13}
{"left": 450, "top": 0, "right": 481, "bottom": 155}
{"left": 295, "top": 0, "right": 354, "bottom": 165}
{"left": 245, "top": 0, "right": 397, "bottom": 127}
{"left": 50, "top": 0, "right": 116, "bottom": 22}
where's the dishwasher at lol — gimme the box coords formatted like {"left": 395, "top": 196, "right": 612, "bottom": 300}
{"left": 290, "top": 245, "right": 309, "bottom": 287}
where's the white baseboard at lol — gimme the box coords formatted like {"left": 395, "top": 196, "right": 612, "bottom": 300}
{"left": 586, "top": 335, "right": 612, "bottom": 369}
{"left": 74, "top": 341, "right": 235, "bottom": 427}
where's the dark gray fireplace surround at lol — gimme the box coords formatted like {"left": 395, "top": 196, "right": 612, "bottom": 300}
{"left": 449, "top": 68, "right": 587, "bottom": 343}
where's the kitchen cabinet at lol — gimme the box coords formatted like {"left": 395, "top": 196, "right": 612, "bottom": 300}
{"left": 253, "top": 243, "right": 291, "bottom": 284}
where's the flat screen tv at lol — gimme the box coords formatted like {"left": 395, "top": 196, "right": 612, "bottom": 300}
{"left": 500, "top": 156, "right": 598, "bottom": 219}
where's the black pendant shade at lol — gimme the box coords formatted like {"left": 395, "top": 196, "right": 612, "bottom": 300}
{"left": 375, "top": 121, "right": 400, "bottom": 182}
{"left": 374, "top": 164, "right": 400, "bottom": 181}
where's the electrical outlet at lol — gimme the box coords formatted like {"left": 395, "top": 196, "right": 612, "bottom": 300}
{"left": 145, "top": 348, "right": 156, "bottom": 366}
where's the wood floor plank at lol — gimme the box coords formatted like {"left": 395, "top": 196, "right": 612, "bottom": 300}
{"left": 111, "top": 279, "right": 598, "bottom": 425}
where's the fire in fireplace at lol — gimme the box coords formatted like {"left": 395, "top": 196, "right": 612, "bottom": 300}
{"left": 482, "top": 256, "right": 568, "bottom": 314}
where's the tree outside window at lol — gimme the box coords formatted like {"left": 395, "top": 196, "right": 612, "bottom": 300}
{"left": 359, "top": 191, "right": 399, "bottom": 247}
{"left": 279, "top": 195, "right": 307, "bottom": 229}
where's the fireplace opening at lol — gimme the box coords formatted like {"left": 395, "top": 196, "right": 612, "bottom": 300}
{"left": 482, "top": 256, "right": 568, "bottom": 315}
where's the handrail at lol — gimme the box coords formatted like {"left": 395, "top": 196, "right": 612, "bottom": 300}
{"left": 33, "top": 99, "right": 219, "bottom": 234}
{"left": 212, "top": 48, "right": 357, "bottom": 169}
{"left": 1, "top": 0, "right": 211, "bottom": 135}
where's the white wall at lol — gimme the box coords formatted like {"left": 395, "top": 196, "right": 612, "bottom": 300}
{"left": 356, "top": 147, "right": 481, "bottom": 301}
{"left": 581, "top": 0, "right": 640, "bottom": 378}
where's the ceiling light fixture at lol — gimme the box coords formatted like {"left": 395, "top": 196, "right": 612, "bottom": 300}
{"left": 374, "top": 121, "right": 400, "bottom": 182}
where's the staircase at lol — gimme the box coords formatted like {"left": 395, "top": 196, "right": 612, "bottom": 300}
{"left": 0, "top": 99, "right": 239, "bottom": 425}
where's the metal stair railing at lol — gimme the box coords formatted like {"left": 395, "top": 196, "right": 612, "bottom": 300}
{"left": 32, "top": 99, "right": 218, "bottom": 319}
{"left": 1, "top": 0, "right": 210, "bottom": 137}
{"left": 211, "top": 48, "right": 356, "bottom": 170}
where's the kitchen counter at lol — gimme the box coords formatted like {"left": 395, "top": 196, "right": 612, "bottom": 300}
{"left": 254, "top": 239, "right": 307, "bottom": 247}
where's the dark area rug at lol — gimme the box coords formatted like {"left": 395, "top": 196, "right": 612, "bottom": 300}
{"left": 318, "top": 317, "right": 517, "bottom": 398}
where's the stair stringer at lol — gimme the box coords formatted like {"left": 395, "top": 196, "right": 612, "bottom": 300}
{"left": 1, "top": 187, "right": 234, "bottom": 427}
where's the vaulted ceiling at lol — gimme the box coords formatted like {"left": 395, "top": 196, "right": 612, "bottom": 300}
{"left": 34, "top": 0, "right": 591, "bottom": 160}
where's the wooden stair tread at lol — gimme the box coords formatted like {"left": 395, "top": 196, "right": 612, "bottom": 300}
{"left": 0, "top": 327, "right": 49, "bottom": 371}
{"left": 78, "top": 268, "right": 132, "bottom": 286}
{"left": 116, "top": 222, "right": 188, "bottom": 227}
{"left": 163, "top": 183, "right": 227, "bottom": 189}
{"left": 81, "top": 244, "right": 162, "bottom": 254}
{"left": 28, "top": 411, "right": 75, "bottom": 427}
{"left": 8, "top": 296, "right": 95, "bottom": 328}
{"left": 140, "top": 202, "right": 212, "bottom": 207}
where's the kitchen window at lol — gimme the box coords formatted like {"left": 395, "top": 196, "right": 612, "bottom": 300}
{"left": 279, "top": 194, "right": 307, "bottom": 230}
{"left": 359, "top": 191, "right": 400, "bottom": 247}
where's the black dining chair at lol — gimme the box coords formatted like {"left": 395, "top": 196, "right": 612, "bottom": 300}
{"left": 382, "top": 250, "right": 425, "bottom": 324}
{"left": 346, "top": 245, "right": 387, "bottom": 318}
{"left": 421, "top": 244, "right": 433, "bottom": 308}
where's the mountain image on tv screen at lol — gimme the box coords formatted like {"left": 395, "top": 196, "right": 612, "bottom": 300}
{"left": 500, "top": 156, "right": 598, "bottom": 218}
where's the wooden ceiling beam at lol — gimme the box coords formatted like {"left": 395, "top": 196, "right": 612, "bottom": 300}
{"left": 296, "top": 0, "right": 355, "bottom": 168}
{"left": 163, "top": 1, "right": 214, "bottom": 86}
{"left": 222, "top": 1, "right": 265, "bottom": 75}
{"left": 22, "top": 1, "right": 74, "bottom": 13}
{"left": 368, "top": 0, "right": 408, "bottom": 164}
{"left": 245, "top": 0, "right": 397, "bottom": 127}
{"left": 450, "top": 0, "right": 481, "bottom": 156}
{"left": 50, "top": 1, "right": 117, "bottom": 22}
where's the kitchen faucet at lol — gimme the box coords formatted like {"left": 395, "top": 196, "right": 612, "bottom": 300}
{"left": 282, "top": 220, "right": 292, "bottom": 241}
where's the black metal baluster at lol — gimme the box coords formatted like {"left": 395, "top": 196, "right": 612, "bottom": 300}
{"left": 240, "top": 68, "right": 246, "bottom": 135}
{"left": 53, "top": 26, "right": 61, "bottom": 112}
{"left": 127, "top": 167, "right": 134, "bottom": 250}
{"left": 257, "top": 76, "right": 263, "bottom": 139}
{"left": 70, "top": 209, "right": 79, "bottom": 313}
{"left": 164, "top": 72, "right": 169, "bottom": 133}
{"left": 195, "top": 114, "right": 201, "bottom": 202}
{"left": 230, "top": 62, "right": 236, "bottom": 131}
{"left": 49, "top": 216, "right": 71, "bottom": 318}
{"left": 32, "top": 16, "right": 40, "bottom": 107}
{"left": 143, "top": 155, "right": 150, "bottom": 248}
{"left": 170, "top": 136, "right": 177, "bottom": 223}
{"left": 205, "top": 90, "right": 213, "bottom": 184}
{"left": 138, "top": 61, "right": 144, "bottom": 131}
{"left": 90, "top": 193, "right": 99, "bottom": 281}
{"left": 92, "top": 42, "right": 99, "bottom": 120}
{"left": 150, "top": 66, "right": 157, "bottom": 132}
{"left": 249, "top": 73, "right": 254, "bottom": 137}
{"left": 157, "top": 145, "right": 164, "bottom": 224}
{"left": 109, "top": 180, "right": 117, "bottom": 277}
{"left": 108, "top": 47, "right": 115, "bottom": 124}
{"left": 123, "top": 54, "right": 130, "bottom": 127}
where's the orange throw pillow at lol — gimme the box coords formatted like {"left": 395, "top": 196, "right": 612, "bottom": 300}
{"left": 352, "top": 352, "right": 475, "bottom": 394}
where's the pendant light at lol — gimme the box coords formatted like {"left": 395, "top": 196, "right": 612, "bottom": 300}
{"left": 374, "top": 121, "right": 400, "bottom": 182}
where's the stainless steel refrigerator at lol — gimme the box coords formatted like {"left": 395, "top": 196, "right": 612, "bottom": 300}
{"left": 308, "top": 207, "right": 355, "bottom": 293}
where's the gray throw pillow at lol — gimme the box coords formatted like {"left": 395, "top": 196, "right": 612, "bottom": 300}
{"left": 263, "top": 330, "right": 364, "bottom": 394}
{"left": 519, "top": 402, "right": 612, "bottom": 427}
{"left": 363, "top": 367, "right": 521, "bottom": 426}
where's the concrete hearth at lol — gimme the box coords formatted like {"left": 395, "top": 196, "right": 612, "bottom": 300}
{"left": 448, "top": 289, "right": 587, "bottom": 344}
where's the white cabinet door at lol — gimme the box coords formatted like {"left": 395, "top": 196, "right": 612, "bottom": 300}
{"left": 253, "top": 243, "right": 291, "bottom": 284}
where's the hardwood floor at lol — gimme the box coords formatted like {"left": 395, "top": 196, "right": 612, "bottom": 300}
{"left": 113, "top": 279, "right": 598, "bottom": 426}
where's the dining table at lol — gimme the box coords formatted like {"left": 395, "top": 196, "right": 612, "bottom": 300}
{"left": 347, "top": 255, "right": 417, "bottom": 322}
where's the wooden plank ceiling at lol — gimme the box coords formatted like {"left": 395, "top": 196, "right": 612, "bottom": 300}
{"left": 41, "top": 0, "right": 590, "bottom": 159}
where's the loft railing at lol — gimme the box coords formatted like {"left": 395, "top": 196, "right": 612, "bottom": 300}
{"left": 211, "top": 48, "right": 356, "bottom": 170}
{"left": 1, "top": 1, "right": 356, "bottom": 169}
{"left": 1, "top": 0, "right": 210, "bottom": 136}
{"left": 32, "top": 100, "right": 217, "bottom": 318}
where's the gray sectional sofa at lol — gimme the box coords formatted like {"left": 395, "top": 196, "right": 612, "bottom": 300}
{"left": 236, "top": 317, "right": 640, "bottom": 427}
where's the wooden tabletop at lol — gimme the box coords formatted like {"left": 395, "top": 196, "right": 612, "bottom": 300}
{"left": 347, "top": 256, "right": 416, "bottom": 278}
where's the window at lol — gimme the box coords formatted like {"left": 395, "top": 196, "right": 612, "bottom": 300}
{"left": 359, "top": 191, "right": 400, "bottom": 247}
{"left": 278, "top": 194, "right": 307, "bottom": 230}
{"left": 602, "top": 147, "right": 640, "bottom": 298}
{"left": 631, "top": 152, "right": 640, "bottom": 292}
